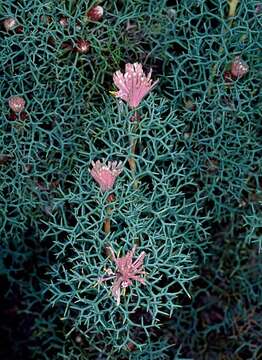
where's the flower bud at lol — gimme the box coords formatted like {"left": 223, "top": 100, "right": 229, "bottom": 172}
{"left": 59, "top": 16, "right": 69, "bottom": 27}
{"left": 231, "top": 56, "right": 249, "bottom": 78}
{"left": 76, "top": 39, "right": 90, "bottom": 53}
{"left": 8, "top": 96, "right": 26, "bottom": 113}
{"left": 87, "top": 6, "right": 103, "bottom": 21}
{"left": 3, "top": 17, "right": 16, "bottom": 31}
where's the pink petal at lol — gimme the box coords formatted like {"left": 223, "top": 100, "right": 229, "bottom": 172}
{"left": 112, "top": 63, "right": 158, "bottom": 108}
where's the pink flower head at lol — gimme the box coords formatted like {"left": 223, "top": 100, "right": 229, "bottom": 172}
{"left": 90, "top": 159, "right": 123, "bottom": 192}
{"left": 59, "top": 16, "right": 69, "bottom": 27}
{"left": 231, "top": 56, "right": 249, "bottom": 78}
{"left": 113, "top": 63, "right": 159, "bottom": 108}
{"left": 8, "top": 96, "right": 25, "bottom": 113}
{"left": 3, "top": 17, "right": 17, "bottom": 31}
{"left": 99, "top": 245, "right": 146, "bottom": 305}
{"left": 87, "top": 6, "right": 104, "bottom": 21}
{"left": 76, "top": 39, "right": 90, "bottom": 53}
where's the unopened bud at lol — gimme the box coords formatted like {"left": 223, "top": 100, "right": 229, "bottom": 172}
{"left": 87, "top": 6, "right": 104, "bottom": 21}
{"left": 8, "top": 96, "right": 25, "bottom": 113}
{"left": 231, "top": 56, "right": 249, "bottom": 78}
{"left": 76, "top": 39, "right": 90, "bottom": 53}
{"left": 3, "top": 17, "right": 16, "bottom": 31}
{"left": 59, "top": 16, "right": 69, "bottom": 27}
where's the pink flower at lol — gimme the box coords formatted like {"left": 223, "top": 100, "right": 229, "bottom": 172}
{"left": 87, "top": 6, "right": 104, "bottom": 21}
{"left": 113, "top": 63, "right": 158, "bottom": 108}
{"left": 75, "top": 39, "right": 90, "bottom": 53}
{"left": 8, "top": 96, "right": 25, "bottom": 113}
{"left": 3, "top": 17, "right": 17, "bottom": 31}
{"left": 99, "top": 245, "right": 146, "bottom": 305}
{"left": 231, "top": 56, "right": 249, "bottom": 78}
{"left": 59, "top": 17, "right": 69, "bottom": 27}
{"left": 90, "top": 160, "right": 123, "bottom": 192}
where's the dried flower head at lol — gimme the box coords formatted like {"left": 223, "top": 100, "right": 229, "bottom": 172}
{"left": 99, "top": 245, "right": 146, "bottom": 305}
{"left": 3, "top": 17, "right": 16, "bottom": 31}
{"left": 76, "top": 39, "right": 90, "bottom": 53}
{"left": 113, "top": 63, "right": 159, "bottom": 108}
{"left": 8, "top": 96, "right": 25, "bottom": 113}
{"left": 87, "top": 6, "right": 104, "bottom": 21}
{"left": 90, "top": 160, "right": 123, "bottom": 192}
{"left": 231, "top": 56, "right": 249, "bottom": 78}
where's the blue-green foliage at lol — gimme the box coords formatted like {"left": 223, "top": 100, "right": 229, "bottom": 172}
{"left": 172, "top": 222, "right": 262, "bottom": 359}
{"left": 0, "top": 0, "right": 261, "bottom": 359}
{"left": 45, "top": 97, "right": 209, "bottom": 352}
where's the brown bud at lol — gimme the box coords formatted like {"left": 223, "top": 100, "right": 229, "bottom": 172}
{"left": 75, "top": 39, "right": 90, "bottom": 53}
{"left": 8, "top": 96, "right": 25, "bottom": 113}
{"left": 87, "top": 6, "right": 104, "bottom": 21}
{"left": 3, "top": 17, "right": 17, "bottom": 31}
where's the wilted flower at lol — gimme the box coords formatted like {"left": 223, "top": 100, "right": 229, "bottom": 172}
{"left": 3, "top": 17, "right": 16, "bottom": 31}
{"left": 113, "top": 63, "right": 159, "bottom": 108}
{"left": 87, "top": 5, "right": 104, "bottom": 21}
{"left": 90, "top": 160, "right": 123, "bottom": 192}
{"left": 8, "top": 96, "right": 25, "bottom": 113}
{"left": 231, "top": 56, "right": 249, "bottom": 78}
{"left": 99, "top": 245, "right": 146, "bottom": 305}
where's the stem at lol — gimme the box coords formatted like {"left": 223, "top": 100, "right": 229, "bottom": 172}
{"left": 128, "top": 112, "right": 139, "bottom": 188}
{"left": 128, "top": 139, "right": 137, "bottom": 173}
{"left": 104, "top": 195, "right": 115, "bottom": 234}
{"left": 128, "top": 138, "right": 139, "bottom": 188}
{"left": 228, "top": 0, "right": 239, "bottom": 18}
{"left": 104, "top": 217, "right": 110, "bottom": 234}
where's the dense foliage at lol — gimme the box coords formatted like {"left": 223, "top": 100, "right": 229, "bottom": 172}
{"left": 1, "top": 0, "right": 261, "bottom": 359}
